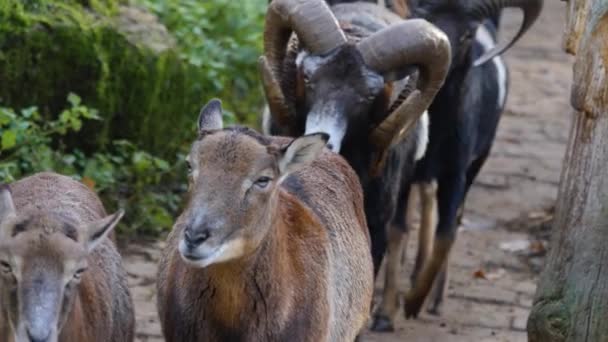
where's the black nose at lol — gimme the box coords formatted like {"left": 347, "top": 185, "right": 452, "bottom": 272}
{"left": 28, "top": 330, "right": 49, "bottom": 342}
{"left": 184, "top": 227, "right": 210, "bottom": 249}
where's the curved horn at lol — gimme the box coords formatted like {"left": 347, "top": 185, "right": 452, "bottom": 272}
{"left": 357, "top": 19, "right": 451, "bottom": 155}
{"left": 261, "top": 0, "right": 347, "bottom": 131}
{"left": 259, "top": 56, "right": 293, "bottom": 130}
{"left": 470, "top": 0, "right": 543, "bottom": 66}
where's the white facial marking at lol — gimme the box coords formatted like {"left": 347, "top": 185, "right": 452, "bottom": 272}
{"left": 179, "top": 237, "right": 246, "bottom": 268}
{"left": 475, "top": 25, "right": 508, "bottom": 108}
{"left": 304, "top": 103, "right": 346, "bottom": 153}
{"left": 300, "top": 53, "right": 326, "bottom": 75}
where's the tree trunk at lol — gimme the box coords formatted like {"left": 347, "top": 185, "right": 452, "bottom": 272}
{"left": 527, "top": 1, "right": 608, "bottom": 341}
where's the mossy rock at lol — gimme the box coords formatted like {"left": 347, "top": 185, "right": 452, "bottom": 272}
{"left": 0, "top": 0, "right": 203, "bottom": 157}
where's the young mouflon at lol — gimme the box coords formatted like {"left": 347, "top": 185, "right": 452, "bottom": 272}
{"left": 0, "top": 172, "right": 134, "bottom": 342}
{"left": 157, "top": 99, "right": 374, "bottom": 342}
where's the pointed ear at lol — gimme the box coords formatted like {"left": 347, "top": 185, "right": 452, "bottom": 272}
{"left": 278, "top": 133, "right": 329, "bottom": 176}
{"left": 198, "top": 99, "right": 223, "bottom": 132}
{"left": 0, "top": 185, "right": 16, "bottom": 224}
{"left": 85, "top": 210, "right": 124, "bottom": 251}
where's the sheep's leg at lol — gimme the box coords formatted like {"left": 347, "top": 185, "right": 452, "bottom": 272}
{"left": 404, "top": 170, "right": 465, "bottom": 318}
{"left": 426, "top": 256, "right": 449, "bottom": 315}
{"left": 370, "top": 221, "right": 388, "bottom": 278}
{"left": 425, "top": 149, "right": 491, "bottom": 315}
{"left": 411, "top": 181, "right": 437, "bottom": 285}
{"left": 404, "top": 237, "right": 453, "bottom": 318}
{"left": 366, "top": 189, "right": 391, "bottom": 325}
{"left": 370, "top": 226, "right": 406, "bottom": 332}
{"left": 367, "top": 177, "right": 393, "bottom": 278}
{"left": 427, "top": 200, "right": 466, "bottom": 315}
{"left": 371, "top": 182, "right": 413, "bottom": 332}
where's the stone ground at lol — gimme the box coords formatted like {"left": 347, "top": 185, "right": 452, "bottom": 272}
{"left": 123, "top": 1, "right": 573, "bottom": 340}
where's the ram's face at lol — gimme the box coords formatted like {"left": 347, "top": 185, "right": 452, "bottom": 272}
{"left": 296, "top": 44, "right": 385, "bottom": 152}
{"left": 414, "top": 2, "right": 480, "bottom": 68}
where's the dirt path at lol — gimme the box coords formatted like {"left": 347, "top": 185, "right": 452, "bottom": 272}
{"left": 124, "top": 1, "right": 572, "bottom": 340}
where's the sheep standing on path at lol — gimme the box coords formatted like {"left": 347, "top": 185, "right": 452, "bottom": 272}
{"left": 157, "top": 99, "right": 374, "bottom": 342}
{"left": 0, "top": 172, "right": 135, "bottom": 342}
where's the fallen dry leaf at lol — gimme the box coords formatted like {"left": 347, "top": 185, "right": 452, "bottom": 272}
{"left": 529, "top": 240, "right": 547, "bottom": 256}
{"left": 473, "top": 269, "right": 487, "bottom": 279}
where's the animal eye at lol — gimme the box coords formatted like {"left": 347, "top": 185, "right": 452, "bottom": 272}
{"left": 186, "top": 160, "right": 193, "bottom": 174}
{"left": 73, "top": 268, "right": 87, "bottom": 280}
{"left": 0, "top": 261, "right": 11, "bottom": 274}
{"left": 254, "top": 176, "right": 272, "bottom": 189}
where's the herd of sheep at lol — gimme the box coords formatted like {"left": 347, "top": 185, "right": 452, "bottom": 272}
{"left": 0, "top": 0, "right": 542, "bottom": 341}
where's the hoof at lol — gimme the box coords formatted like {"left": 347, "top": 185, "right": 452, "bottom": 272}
{"left": 426, "top": 306, "right": 442, "bottom": 316}
{"left": 370, "top": 315, "right": 395, "bottom": 332}
{"left": 404, "top": 294, "right": 424, "bottom": 319}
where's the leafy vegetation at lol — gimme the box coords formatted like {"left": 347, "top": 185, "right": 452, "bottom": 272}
{"left": 0, "top": 0, "right": 265, "bottom": 159}
{"left": 134, "top": 0, "right": 267, "bottom": 123}
{"left": 0, "top": 94, "right": 184, "bottom": 236}
{"left": 0, "top": 0, "right": 269, "bottom": 236}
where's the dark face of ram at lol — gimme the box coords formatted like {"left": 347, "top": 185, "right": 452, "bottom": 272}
{"left": 297, "top": 45, "right": 385, "bottom": 152}
{"left": 261, "top": 0, "right": 452, "bottom": 174}
{"left": 414, "top": 3, "right": 480, "bottom": 69}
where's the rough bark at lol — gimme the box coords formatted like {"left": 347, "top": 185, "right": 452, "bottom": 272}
{"left": 527, "top": 1, "right": 608, "bottom": 341}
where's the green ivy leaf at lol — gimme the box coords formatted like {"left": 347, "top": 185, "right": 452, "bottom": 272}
{"left": 67, "top": 92, "right": 81, "bottom": 107}
{"left": 0, "top": 108, "right": 16, "bottom": 126}
{"left": 133, "top": 151, "right": 152, "bottom": 173}
{"left": 1, "top": 130, "right": 17, "bottom": 150}
{"left": 153, "top": 158, "right": 170, "bottom": 171}
{"left": 71, "top": 117, "right": 83, "bottom": 131}
{"left": 81, "top": 108, "right": 101, "bottom": 120}
{"left": 59, "top": 110, "right": 71, "bottom": 123}
{"left": 20, "top": 107, "right": 38, "bottom": 119}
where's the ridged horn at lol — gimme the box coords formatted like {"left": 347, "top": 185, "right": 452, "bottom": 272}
{"left": 261, "top": 0, "right": 347, "bottom": 131}
{"left": 357, "top": 19, "right": 451, "bottom": 155}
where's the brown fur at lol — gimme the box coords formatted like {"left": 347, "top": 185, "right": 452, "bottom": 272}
{"left": 412, "top": 181, "right": 437, "bottom": 282}
{"left": 0, "top": 172, "right": 134, "bottom": 342}
{"left": 404, "top": 237, "right": 452, "bottom": 317}
{"left": 157, "top": 129, "right": 373, "bottom": 342}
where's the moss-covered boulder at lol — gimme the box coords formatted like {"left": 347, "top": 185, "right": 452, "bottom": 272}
{"left": 0, "top": 0, "right": 203, "bottom": 157}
